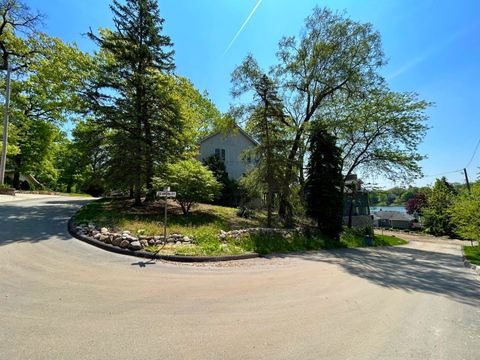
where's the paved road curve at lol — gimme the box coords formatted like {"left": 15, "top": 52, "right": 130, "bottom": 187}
{"left": 1, "top": 196, "right": 479, "bottom": 360}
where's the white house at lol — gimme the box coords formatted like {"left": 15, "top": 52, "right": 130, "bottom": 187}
{"left": 198, "top": 124, "right": 258, "bottom": 180}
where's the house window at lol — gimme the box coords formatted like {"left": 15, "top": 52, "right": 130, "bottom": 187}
{"left": 215, "top": 148, "right": 225, "bottom": 162}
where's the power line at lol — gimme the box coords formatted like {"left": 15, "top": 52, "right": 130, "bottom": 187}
{"left": 465, "top": 137, "right": 480, "bottom": 169}
{"left": 421, "top": 169, "right": 463, "bottom": 179}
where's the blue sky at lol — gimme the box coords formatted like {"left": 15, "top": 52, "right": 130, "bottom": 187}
{"left": 26, "top": 0, "right": 480, "bottom": 188}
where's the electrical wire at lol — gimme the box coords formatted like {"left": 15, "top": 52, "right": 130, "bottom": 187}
{"left": 465, "top": 137, "right": 480, "bottom": 169}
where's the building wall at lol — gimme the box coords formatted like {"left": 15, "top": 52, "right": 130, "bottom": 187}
{"left": 199, "top": 131, "right": 255, "bottom": 180}
{"left": 390, "top": 220, "right": 412, "bottom": 229}
{"left": 343, "top": 215, "right": 373, "bottom": 227}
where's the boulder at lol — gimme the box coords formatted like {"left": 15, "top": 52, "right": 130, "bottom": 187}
{"left": 112, "top": 236, "right": 122, "bottom": 246}
{"left": 123, "top": 234, "right": 138, "bottom": 242}
{"left": 129, "top": 241, "right": 142, "bottom": 250}
{"left": 148, "top": 239, "right": 156, "bottom": 245}
{"left": 120, "top": 240, "right": 130, "bottom": 248}
{"left": 182, "top": 236, "right": 191, "bottom": 242}
{"left": 100, "top": 227, "right": 109, "bottom": 234}
{"left": 98, "top": 234, "right": 109, "bottom": 242}
{"left": 139, "top": 239, "right": 148, "bottom": 247}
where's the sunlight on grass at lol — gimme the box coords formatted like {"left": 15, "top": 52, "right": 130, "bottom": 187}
{"left": 74, "top": 199, "right": 408, "bottom": 256}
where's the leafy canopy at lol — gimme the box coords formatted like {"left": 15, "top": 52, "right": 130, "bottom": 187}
{"left": 155, "top": 159, "right": 221, "bottom": 215}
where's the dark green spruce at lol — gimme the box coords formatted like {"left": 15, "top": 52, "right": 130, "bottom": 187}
{"left": 305, "top": 126, "right": 344, "bottom": 240}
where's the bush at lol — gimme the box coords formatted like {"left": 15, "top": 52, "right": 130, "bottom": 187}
{"left": 155, "top": 159, "right": 221, "bottom": 215}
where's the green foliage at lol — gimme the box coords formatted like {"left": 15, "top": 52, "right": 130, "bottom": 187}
{"left": 463, "top": 245, "right": 480, "bottom": 266}
{"left": 87, "top": 0, "right": 182, "bottom": 204}
{"left": 305, "top": 126, "right": 343, "bottom": 240}
{"left": 422, "top": 177, "right": 457, "bottom": 237}
{"left": 232, "top": 61, "right": 289, "bottom": 226}
{"left": 323, "top": 89, "right": 431, "bottom": 183}
{"left": 0, "top": 28, "right": 93, "bottom": 189}
{"left": 202, "top": 154, "right": 245, "bottom": 206}
{"left": 449, "top": 182, "right": 480, "bottom": 241}
{"left": 155, "top": 159, "right": 221, "bottom": 215}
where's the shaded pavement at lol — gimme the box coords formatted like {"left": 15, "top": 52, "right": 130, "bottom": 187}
{"left": 1, "top": 196, "right": 479, "bottom": 360}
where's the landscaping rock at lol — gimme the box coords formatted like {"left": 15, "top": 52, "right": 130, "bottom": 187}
{"left": 112, "top": 236, "right": 122, "bottom": 246}
{"left": 129, "top": 241, "right": 142, "bottom": 250}
{"left": 120, "top": 240, "right": 130, "bottom": 248}
{"left": 123, "top": 234, "right": 138, "bottom": 242}
{"left": 148, "top": 239, "right": 156, "bottom": 245}
{"left": 139, "top": 239, "right": 148, "bottom": 247}
{"left": 100, "top": 227, "right": 109, "bottom": 234}
{"left": 183, "top": 236, "right": 191, "bottom": 242}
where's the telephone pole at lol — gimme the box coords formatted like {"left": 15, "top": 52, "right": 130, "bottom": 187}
{"left": 0, "top": 63, "right": 11, "bottom": 185}
{"left": 463, "top": 168, "right": 471, "bottom": 194}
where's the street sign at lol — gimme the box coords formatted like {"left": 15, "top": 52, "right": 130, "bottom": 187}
{"left": 158, "top": 187, "right": 176, "bottom": 242}
{"left": 156, "top": 191, "right": 176, "bottom": 197}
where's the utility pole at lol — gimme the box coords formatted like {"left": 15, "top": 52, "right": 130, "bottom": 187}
{"left": 0, "top": 63, "right": 11, "bottom": 185}
{"left": 463, "top": 168, "right": 471, "bottom": 195}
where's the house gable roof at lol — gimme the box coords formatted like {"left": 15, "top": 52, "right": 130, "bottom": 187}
{"left": 199, "top": 123, "right": 259, "bottom": 146}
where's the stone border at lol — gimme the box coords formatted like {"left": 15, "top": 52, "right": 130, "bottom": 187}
{"left": 461, "top": 247, "right": 480, "bottom": 276}
{"left": 68, "top": 217, "right": 260, "bottom": 262}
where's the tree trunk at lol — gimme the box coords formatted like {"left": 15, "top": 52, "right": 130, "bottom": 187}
{"left": 278, "top": 124, "right": 305, "bottom": 227}
{"left": 13, "top": 170, "right": 20, "bottom": 190}
{"left": 66, "top": 178, "right": 73, "bottom": 193}
{"left": 143, "top": 119, "right": 154, "bottom": 203}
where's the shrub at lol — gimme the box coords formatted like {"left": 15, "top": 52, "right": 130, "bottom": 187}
{"left": 155, "top": 159, "right": 221, "bottom": 215}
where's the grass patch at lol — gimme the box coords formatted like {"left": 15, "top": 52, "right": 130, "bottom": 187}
{"left": 59, "top": 192, "right": 93, "bottom": 197}
{"left": 74, "top": 198, "right": 408, "bottom": 256}
{"left": 464, "top": 246, "right": 480, "bottom": 266}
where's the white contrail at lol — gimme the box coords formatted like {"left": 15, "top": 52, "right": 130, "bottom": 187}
{"left": 386, "top": 27, "right": 470, "bottom": 81}
{"left": 223, "top": 0, "right": 263, "bottom": 56}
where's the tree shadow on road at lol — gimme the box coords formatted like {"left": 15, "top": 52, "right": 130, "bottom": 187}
{"left": 0, "top": 198, "right": 92, "bottom": 246}
{"left": 276, "top": 246, "right": 480, "bottom": 307}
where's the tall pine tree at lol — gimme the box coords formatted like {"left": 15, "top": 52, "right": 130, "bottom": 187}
{"left": 87, "top": 0, "right": 181, "bottom": 204}
{"left": 248, "top": 74, "right": 287, "bottom": 227}
{"left": 305, "top": 126, "right": 343, "bottom": 240}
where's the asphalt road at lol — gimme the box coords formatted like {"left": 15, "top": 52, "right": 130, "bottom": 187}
{"left": 1, "top": 196, "right": 479, "bottom": 360}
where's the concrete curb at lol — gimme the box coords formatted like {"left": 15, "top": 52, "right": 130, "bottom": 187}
{"left": 68, "top": 217, "right": 260, "bottom": 263}
{"left": 461, "top": 247, "right": 480, "bottom": 276}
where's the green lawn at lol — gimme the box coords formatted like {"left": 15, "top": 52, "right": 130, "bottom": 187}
{"left": 464, "top": 246, "right": 480, "bottom": 266}
{"left": 74, "top": 198, "right": 408, "bottom": 256}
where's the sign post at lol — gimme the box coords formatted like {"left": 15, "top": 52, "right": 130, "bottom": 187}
{"left": 156, "top": 187, "right": 177, "bottom": 242}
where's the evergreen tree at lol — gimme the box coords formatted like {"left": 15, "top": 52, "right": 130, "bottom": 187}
{"left": 248, "top": 74, "right": 286, "bottom": 227}
{"left": 87, "top": 0, "right": 181, "bottom": 205}
{"left": 305, "top": 126, "right": 343, "bottom": 240}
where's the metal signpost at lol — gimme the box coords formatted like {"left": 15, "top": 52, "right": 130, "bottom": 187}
{"left": 156, "top": 187, "right": 177, "bottom": 241}
{"left": 0, "top": 63, "right": 12, "bottom": 185}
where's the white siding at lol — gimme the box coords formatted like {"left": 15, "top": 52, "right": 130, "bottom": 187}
{"left": 199, "top": 131, "right": 255, "bottom": 180}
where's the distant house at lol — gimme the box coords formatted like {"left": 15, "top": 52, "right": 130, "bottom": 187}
{"left": 198, "top": 124, "right": 258, "bottom": 180}
{"left": 373, "top": 211, "right": 415, "bottom": 229}
{"left": 4, "top": 170, "right": 43, "bottom": 190}
{"left": 343, "top": 174, "right": 373, "bottom": 227}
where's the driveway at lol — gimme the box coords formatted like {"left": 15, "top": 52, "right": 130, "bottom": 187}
{"left": 1, "top": 196, "right": 479, "bottom": 360}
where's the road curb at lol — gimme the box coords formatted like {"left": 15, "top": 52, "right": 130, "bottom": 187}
{"left": 461, "top": 247, "right": 480, "bottom": 275}
{"left": 67, "top": 217, "right": 260, "bottom": 263}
